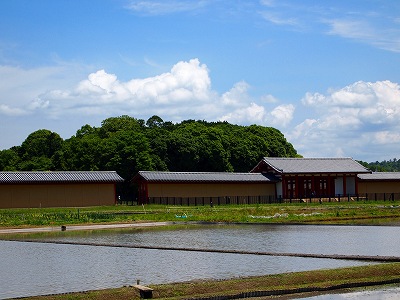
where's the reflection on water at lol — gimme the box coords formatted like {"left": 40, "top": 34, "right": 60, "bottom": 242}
{"left": 23, "top": 223, "right": 400, "bottom": 256}
{"left": 0, "top": 224, "right": 399, "bottom": 299}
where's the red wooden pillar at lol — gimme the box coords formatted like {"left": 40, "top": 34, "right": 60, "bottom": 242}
{"left": 311, "top": 175, "right": 315, "bottom": 195}
{"left": 138, "top": 181, "right": 149, "bottom": 204}
{"left": 327, "top": 174, "right": 331, "bottom": 195}
{"left": 295, "top": 174, "right": 299, "bottom": 198}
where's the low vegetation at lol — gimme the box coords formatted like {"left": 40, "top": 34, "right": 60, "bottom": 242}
{"left": 1, "top": 201, "right": 400, "bottom": 227}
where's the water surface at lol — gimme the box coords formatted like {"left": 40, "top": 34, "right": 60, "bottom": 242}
{"left": 1, "top": 224, "right": 398, "bottom": 299}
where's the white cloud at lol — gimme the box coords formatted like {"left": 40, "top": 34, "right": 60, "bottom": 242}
{"left": 125, "top": 1, "right": 208, "bottom": 15}
{"left": 301, "top": 81, "right": 400, "bottom": 123}
{"left": 371, "top": 131, "right": 400, "bottom": 145}
{"left": 257, "top": 2, "right": 400, "bottom": 53}
{"left": 33, "top": 58, "right": 213, "bottom": 117}
{"left": 326, "top": 19, "right": 400, "bottom": 53}
{"left": 221, "top": 81, "right": 250, "bottom": 106}
{"left": 220, "top": 102, "right": 265, "bottom": 124}
{"left": 270, "top": 104, "right": 295, "bottom": 127}
{"left": 290, "top": 119, "right": 317, "bottom": 140}
{"left": 220, "top": 103, "right": 294, "bottom": 128}
{"left": 0, "top": 63, "right": 90, "bottom": 118}
{"left": 0, "top": 104, "right": 27, "bottom": 116}
{"left": 261, "top": 94, "right": 279, "bottom": 104}
{"left": 289, "top": 80, "right": 400, "bottom": 160}
{"left": 0, "top": 58, "right": 290, "bottom": 135}
{"left": 259, "top": 0, "right": 275, "bottom": 7}
{"left": 260, "top": 11, "right": 298, "bottom": 26}
{"left": 1, "top": 58, "right": 289, "bottom": 131}
{"left": 327, "top": 19, "right": 374, "bottom": 41}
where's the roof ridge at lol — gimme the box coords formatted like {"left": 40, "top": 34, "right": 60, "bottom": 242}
{"left": 0, "top": 170, "right": 118, "bottom": 173}
{"left": 264, "top": 157, "right": 353, "bottom": 160}
{"left": 140, "top": 171, "right": 254, "bottom": 175}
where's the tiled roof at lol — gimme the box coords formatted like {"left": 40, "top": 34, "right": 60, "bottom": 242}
{"left": 0, "top": 171, "right": 124, "bottom": 184}
{"left": 257, "top": 157, "right": 370, "bottom": 174}
{"left": 135, "top": 171, "right": 278, "bottom": 183}
{"left": 358, "top": 172, "right": 400, "bottom": 181}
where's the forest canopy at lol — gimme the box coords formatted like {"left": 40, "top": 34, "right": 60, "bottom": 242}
{"left": 0, "top": 115, "right": 300, "bottom": 180}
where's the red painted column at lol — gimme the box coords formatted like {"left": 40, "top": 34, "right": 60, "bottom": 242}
{"left": 311, "top": 175, "right": 315, "bottom": 195}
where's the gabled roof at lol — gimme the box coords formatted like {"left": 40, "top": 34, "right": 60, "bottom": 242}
{"left": 0, "top": 171, "right": 124, "bottom": 184}
{"left": 134, "top": 171, "right": 278, "bottom": 183}
{"left": 251, "top": 157, "right": 370, "bottom": 174}
{"left": 358, "top": 172, "right": 400, "bottom": 181}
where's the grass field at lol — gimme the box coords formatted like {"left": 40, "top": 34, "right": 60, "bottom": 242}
{"left": 1, "top": 201, "right": 400, "bottom": 227}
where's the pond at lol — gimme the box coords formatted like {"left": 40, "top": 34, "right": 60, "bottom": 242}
{"left": 0, "top": 224, "right": 399, "bottom": 299}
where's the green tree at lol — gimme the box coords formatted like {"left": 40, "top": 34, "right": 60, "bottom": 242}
{"left": 0, "top": 148, "right": 20, "bottom": 170}
{"left": 99, "top": 115, "right": 144, "bottom": 138}
{"left": 146, "top": 115, "right": 164, "bottom": 128}
{"left": 19, "top": 129, "right": 63, "bottom": 159}
{"left": 166, "top": 122, "right": 233, "bottom": 172}
{"left": 60, "top": 134, "right": 103, "bottom": 171}
{"left": 18, "top": 129, "right": 63, "bottom": 170}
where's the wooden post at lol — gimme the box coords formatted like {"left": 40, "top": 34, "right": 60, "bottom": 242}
{"left": 134, "top": 285, "right": 153, "bottom": 299}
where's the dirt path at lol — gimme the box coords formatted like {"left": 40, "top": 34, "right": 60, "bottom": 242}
{"left": 0, "top": 221, "right": 175, "bottom": 234}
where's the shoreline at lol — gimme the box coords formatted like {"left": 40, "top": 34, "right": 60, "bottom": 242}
{"left": 0, "top": 221, "right": 176, "bottom": 234}
{"left": 22, "top": 263, "right": 400, "bottom": 300}
{"left": 1, "top": 217, "right": 399, "bottom": 235}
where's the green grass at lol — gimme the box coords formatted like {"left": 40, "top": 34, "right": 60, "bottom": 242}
{"left": 25, "top": 263, "right": 400, "bottom": 300}
{"left": 1, "top": 201, "right": 400, "bottom": 227}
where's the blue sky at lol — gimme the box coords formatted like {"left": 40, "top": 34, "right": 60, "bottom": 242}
{"left": 1, "top": 0, "right": 400, "bottom": 162}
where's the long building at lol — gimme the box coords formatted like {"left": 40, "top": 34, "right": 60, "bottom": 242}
{"left": 133, "top": 157, "right": 400, "bottom": 204}
{"left": 0, "top": 171, "right": 124, "bottom": 208}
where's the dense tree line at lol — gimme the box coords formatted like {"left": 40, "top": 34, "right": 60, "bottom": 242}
{"left": 358, "top": 158, "right": 400, "bottom": 172}
{"left": 0, "top": 115, "right": 299, "bottom": 179}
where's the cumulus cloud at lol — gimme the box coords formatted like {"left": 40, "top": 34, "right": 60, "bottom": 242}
{"left": 288, "top": 80, "right": 400, "bottom": 160}
{"left": 33, "top": 58, "right": 213, "bottom": 117}
{"left": 0, "top": 58, "right": 290, "bottom": 133}
{"left": 220, "top": 103, "right": 294, "bottom": 127}
{"left": 301, "top": 81, "right": 400, "bottom": 124}
{"left": 270, "top": 104, "right": 295, "bottom": 126}
{"left": 221, "top": 81, "right": 250, "bottom": 106}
